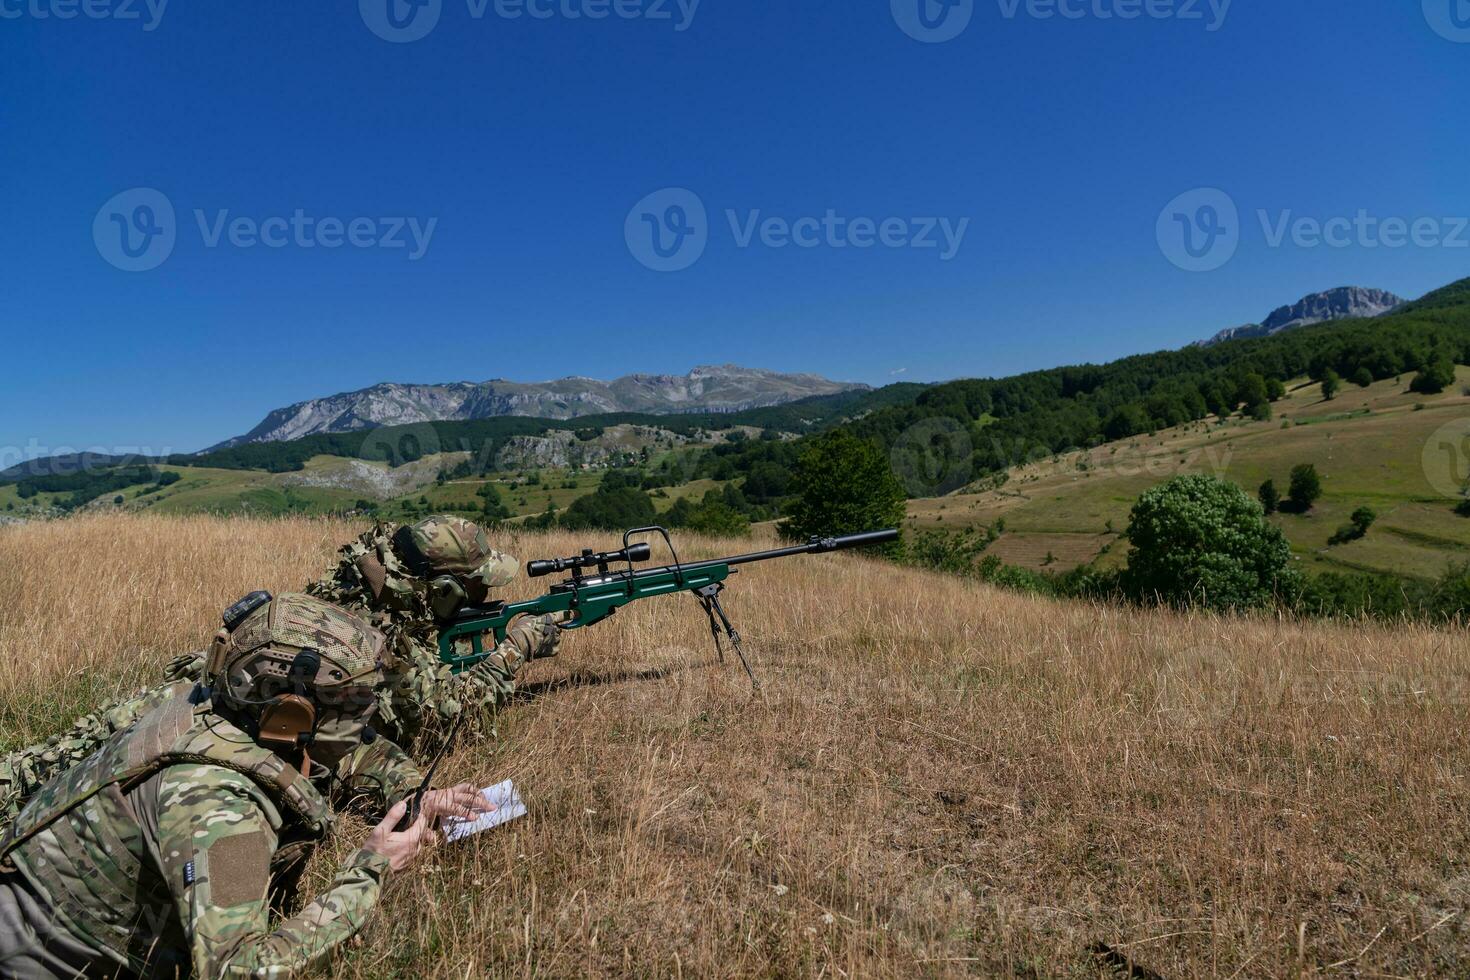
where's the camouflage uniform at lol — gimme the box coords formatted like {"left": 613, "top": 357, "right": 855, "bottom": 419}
{"left": 304, "top": 517, "right": 562, "bottom": 748}
{"left": 0, "top": 595, "right": 398, "bottom": 979}
{"left": 1, "top": 662, "right": 422, "bottom": 829}
{"left": 1, "top": 516, "right": 554, "bottom": 824}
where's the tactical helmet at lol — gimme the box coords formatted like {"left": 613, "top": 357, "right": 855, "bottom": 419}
{"left": 391, "top": 515, "right": 520, "bottom": 618}
{"left": 207, "top": 592, "right": 389, "bottom": 768}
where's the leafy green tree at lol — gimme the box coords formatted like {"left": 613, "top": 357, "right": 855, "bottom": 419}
{"left": 1238, "top": 373, "right": 1270, "bottom": 417}
{"left": 1103, "top": 404, "right": 1149, "bottom": 441}
{"left": 1287, "top": 463, "right": 1322, "bottom": 512}
{"left": 1120, "top": 475, "right": 1296, "bottom": 610}
{"left": 1250, "top": 400, "right": 1273, "bottom": 421}
{"left": 1266, "top": 377, "right": 1287, "bottom": 401}
{"left": 779, "top": 430, "right": 905, "bottom": 551}
{"left": 561, "top": 485, "right": 656, "bottom": 531}
{"left": 1352, "top": 366, "right": 1374, "bottom": 388}
{"left": 1329, "top": 506, "right": 1377, "bottom": 545}
{"left": 684, "top": 500, "right": 751, "bottom": 537}
{"left": 1350, "top": 506, "right": 1376, "bottom": 535}
{"left": 1321, "top": 369, "right": 1341, "bottom": 401}
{"left": 1410, "top": 356, "right": 1456, "bottom": 395}
{"left": 476, "top": 483, "right": 511, "bottom": 521}
{"left": 1258, "top": 478, "right": 1280, "bottom": 515}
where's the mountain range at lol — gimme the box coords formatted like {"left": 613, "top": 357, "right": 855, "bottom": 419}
{"left": 1196, "top": 286, "right": 1405, "bottom": 347}
{"left": 210, "top": 365, "right": 867, "bottom": 449}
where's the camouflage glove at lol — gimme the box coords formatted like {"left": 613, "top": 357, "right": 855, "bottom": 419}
{"left": 510, "top": 612, "right": 565, "bottom": 661}
{"left": 162, "top": 651, "right": 206, "bottom": 683}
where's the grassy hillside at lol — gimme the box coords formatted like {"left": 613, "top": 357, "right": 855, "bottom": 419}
{"left": 4, "top": 513, "right": 1470, "bottom": 976}
{"left": 909, "top": 366, "right": 1470, "bottom": 578}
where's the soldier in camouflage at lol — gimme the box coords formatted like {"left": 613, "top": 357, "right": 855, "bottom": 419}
{"left": 0, "top": 593, "right": 488, "bottom": 979}
{"left": 305, "top": 515, "right": 566, "bottom": 748}
{"left": 0, "top": 516, "right": 559, "bottom": 823}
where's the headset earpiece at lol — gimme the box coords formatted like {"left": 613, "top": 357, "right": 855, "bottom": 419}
{"left": 428, "top": 575, "right": 468, "bottom": 621}
{"left": 256, "top": 649, "right": 321, "bottom": 770}
{"left": 257, "top": 695, "right": 317, "bottom": 752}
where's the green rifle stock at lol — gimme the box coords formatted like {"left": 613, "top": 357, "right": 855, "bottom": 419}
{"left": 437, "top": 526, "right": 898, "bottom": 687}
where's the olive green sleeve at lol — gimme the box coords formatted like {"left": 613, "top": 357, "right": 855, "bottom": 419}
{"left": 154, "top": 764, "right": 391, "bottom": 979}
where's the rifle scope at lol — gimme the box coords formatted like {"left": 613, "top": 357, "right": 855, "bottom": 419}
{"left": 526, "top": 543, "right": 652, "bottom": 578}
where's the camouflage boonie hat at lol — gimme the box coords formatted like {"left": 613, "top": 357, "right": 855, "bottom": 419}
{"left": 392, "top": 515, "right": 519, "bottom": 595}
{"left": 211, "top": 593, "right": 388, "bottom": 705}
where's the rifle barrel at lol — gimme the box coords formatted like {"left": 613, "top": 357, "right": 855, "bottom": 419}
{"left": 621, "top": 527, "right": 899, "bottom": 580}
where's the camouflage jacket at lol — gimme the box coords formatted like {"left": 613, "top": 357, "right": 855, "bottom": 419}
{"left": 305, "top": 521, "right": 560, "bottom": 747}
{"left": 0, "top": 655, "right": 422, "bottom": 827}
{"left": 0, "top": 523, "right": 554, "bottom": 826}
{"left": 1, "top": 685, "right": 389, "bottom": 978}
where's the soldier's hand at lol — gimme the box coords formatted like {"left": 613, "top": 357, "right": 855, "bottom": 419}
{"left": 364, "top": 800, "right": 429, "bottom": 872}
{"left": 510, "top": 613, "right": 564, "bottom": 660}
{"left": 419, "top": 782, "right": 495, "bottom": 824}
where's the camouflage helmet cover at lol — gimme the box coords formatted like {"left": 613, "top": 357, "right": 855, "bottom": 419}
{"left": 392, "top": 515, "right": 519, "bottom": 597}
{"left": 211, "top": 593, "right": 388, "bottom": 711}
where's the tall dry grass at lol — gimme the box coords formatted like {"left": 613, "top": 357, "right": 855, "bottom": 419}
{"left": 4, "top": 513, "right": 1470, "bottom": 976}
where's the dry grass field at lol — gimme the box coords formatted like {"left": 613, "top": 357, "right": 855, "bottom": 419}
{"left": 4, "top": 513, "right": 1470, "bottom": 977}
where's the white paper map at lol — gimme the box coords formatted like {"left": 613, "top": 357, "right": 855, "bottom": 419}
{"left": 441, "top": 779, "right": 527, "bottom": 843}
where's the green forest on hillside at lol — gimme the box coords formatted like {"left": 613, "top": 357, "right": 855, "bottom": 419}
{"left": 8, "top": 278, "right": 1470, "bottom": 623}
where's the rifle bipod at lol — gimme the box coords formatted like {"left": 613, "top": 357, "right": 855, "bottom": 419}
{"left": 694, "top": 582, "right": 759, "bottom": 692}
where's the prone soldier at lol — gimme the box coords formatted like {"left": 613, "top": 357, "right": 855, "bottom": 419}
{"left": 0, "top": 592, "right": 488, "bottom": 979}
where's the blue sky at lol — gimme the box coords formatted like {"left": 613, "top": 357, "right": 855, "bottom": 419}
{"left": 2, "top": 0, "right": 1467, "bottom": 455}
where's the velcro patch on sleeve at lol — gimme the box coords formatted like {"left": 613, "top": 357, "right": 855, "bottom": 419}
{"left": 206, "top": 830, "right": 272, "bottom": 909}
